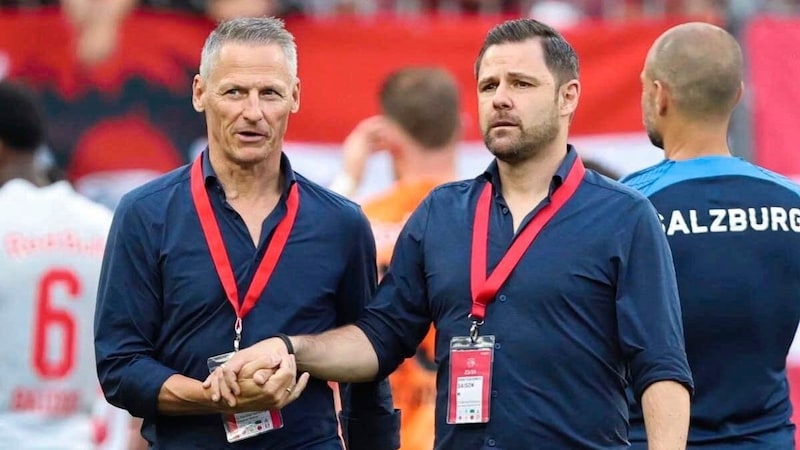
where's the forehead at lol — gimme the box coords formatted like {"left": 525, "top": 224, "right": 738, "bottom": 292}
{"left": 208, "top": 42, "right": 292, "bottom": 84}
{"left": 478, "top": 38, "right": 551, "bottom": 80}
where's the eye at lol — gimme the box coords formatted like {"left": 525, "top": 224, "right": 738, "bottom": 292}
{"left": 261, "top": 88, "right": 283, "bottom": 98}
{"left": 479, "top": 83, "right": 497, "bottom": 93}
{"left": 224, "top": 88, "right": 243, "bottom": 97}
{"left": 513, "top": 80, "right": 532, "bottom": 88}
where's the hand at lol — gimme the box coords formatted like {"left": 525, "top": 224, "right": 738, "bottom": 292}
{"left": 202, "top": 337, "right": 307, "bottom": 410}
{"left": 237, "top": 354, "right": 310, "bottom": 411}
{"left": 202, "top": 355, "right": 280, "bottom": 408}
{"left": 340, "top": 115, "right": 394, "bottom": 185}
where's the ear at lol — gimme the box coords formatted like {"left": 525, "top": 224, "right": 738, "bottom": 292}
{"left": 290, "top": 78, "right": 301, "bottom": 113}
{"left": 559, "top": 79, "right": 580, "bottom": 117}
{"left": 653, "top": 80, "right": 669, "bottom": 116}
{"left": 734, "top": 81, "right": 744, "bottom": 105}
{"left": 192, "top": 74, "right": 205, "bottom": 113}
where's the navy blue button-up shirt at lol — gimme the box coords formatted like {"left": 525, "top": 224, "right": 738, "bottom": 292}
{"left": 357, "top": 146, "right": 693, "bottom": 449}
{"left": 95, "top": 151, "right": 398, "bottom": 449}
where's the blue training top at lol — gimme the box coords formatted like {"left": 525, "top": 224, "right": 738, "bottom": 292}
{"left": 624, "top": 156, "right": 800, "bottom": 449}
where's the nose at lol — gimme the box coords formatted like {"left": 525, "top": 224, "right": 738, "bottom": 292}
{"left": 492, "top": 83, "right": 512, "bottom": 110}
{"left": 242, "top": 91, "right": 263, "bottom": 122}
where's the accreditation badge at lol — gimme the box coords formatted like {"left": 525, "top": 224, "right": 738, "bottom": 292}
{"left": 446, "top": 335, "right": 494, "bottom": 424}
{"left": 207, "top": 352, "right": 284, "bottom": 442}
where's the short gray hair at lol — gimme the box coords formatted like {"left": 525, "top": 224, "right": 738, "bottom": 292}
{"left": 199, "top": 17, "right": 298, "bottom": 80}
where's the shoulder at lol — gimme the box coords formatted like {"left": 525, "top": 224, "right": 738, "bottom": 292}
{"left": 582, "top": 169, "right": 652, "bottom": 205}
{"left": 294, "top": 172, "right": 368, "bottom": 226}
{"left": 745, "top": 162, "right": 800, "bottom": 196}
{"left": 622, "top": 157, "right": 800, "bottom": 197}
{"left": 619, "top": 159, "right": 675, "bottom": 196}
{"left": 427, "top": 179, "right": 475, "bottom": 203}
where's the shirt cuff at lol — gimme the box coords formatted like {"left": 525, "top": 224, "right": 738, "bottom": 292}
{"left": 121, "top": 361, "right": 178, "bottom": 419}
{"left": 339, "top": 409, "right": 401, "bottom": 450}
{"left": 629, "top": 346, "right": 694, "bottom": 402}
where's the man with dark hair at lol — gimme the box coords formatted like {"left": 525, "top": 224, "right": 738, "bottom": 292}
{"left": 330, "top": 66, "right": 461, "bottom": 450}
{"left": 214, "top": 18, "right": 693, "bottom": 449}
{"left": 93, "top": 17, "right": 398, "bottom": 449}
{"left": 624, "top": 22, "right": 800, "bottom": 450}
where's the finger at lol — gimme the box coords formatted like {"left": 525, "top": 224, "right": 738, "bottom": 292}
{"left": 264, "top": 354, "right": 296, "bottom": 393}
{"left": 222, "top": 365, "right": 240, "bottom": 396}
{"left": 288, "top": 372, "right": 311, "bottom": 402}
{"left": 222, "top": 351, "right": 248, "bottom": 374}
{"left": 253, "top": 368, "right": 275, "bottom": 386}
{"left": 240, "top": 355, "right": 280, "bottom": 379}
{"left": 207, "top": 372, "right": 221, "bottom": 403}
{"left": 216, "top": 367, "right": 237, "bottom": 407}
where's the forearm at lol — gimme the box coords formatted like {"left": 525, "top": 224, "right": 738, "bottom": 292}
{"left": 641, "top": 380, "right": 690, "bottom": 450}
{"left": 293, "top": 325, "right": 379, "bottom": 382}
{"left": 158, "top": 374, "right": 228, "bottom": 415}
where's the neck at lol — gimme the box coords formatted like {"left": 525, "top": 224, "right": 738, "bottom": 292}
{"left": 497, "top": 141, "right": 567, "bottom": 199}
{"left": 209, "top": 150, "right": 283, "bottom": 201}
{"left": 394, "top": 143, "right": 457, "bottom": 184}
{"left": 662, "top": 119, "right": 732, "bottom": 161}
{"left": 0, "top": 153, "right": 47, "bottom": 188}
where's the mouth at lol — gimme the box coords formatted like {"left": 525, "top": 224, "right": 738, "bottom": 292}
{"left": 235, "top": 131, "right": 267, "bottom": 142}
{"left": 490, "top": 120, "right": 518, "bottom": 129}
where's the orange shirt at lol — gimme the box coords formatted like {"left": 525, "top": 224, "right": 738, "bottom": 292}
{"left": 362, "top": 179, "right": 445, "bottom": 450}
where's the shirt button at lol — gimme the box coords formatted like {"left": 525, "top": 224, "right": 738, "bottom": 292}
{"left": 494, "top": 343, "right": 501, "bottom": 350}
{"left": 487, "top": 438, "right": 496, "bottom": 447}
{"left": 498, "top": 294, "right": 507, "bottom": 302}
{"left": 492, "top": 390, "right": 498, "bottom": 398}
{"left": 501, "top": 207, "right": 509, "bottom": 214}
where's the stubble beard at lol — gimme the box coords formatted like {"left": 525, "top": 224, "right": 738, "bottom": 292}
{"left": 484, "top": 110, "right": 561, "bottom": 165}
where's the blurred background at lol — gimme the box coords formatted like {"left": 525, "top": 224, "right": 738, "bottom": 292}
{"left": 1, "top": 0, "right": 799, "bottom": 447}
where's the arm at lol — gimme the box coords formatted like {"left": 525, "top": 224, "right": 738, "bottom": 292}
{"left": 615, "top": 199, "right": 692, "bottom": 437}
{"left": 95, "top": 195, "right": 285, "bottom": 417}
{"left": 94, "top": 197, "right": 178, "bottom": 418}
{"left": 641, "top": 380, "right": 690, "bottom": 450}
{"left": 329, "top": 116, "right": 392, "bottom": 197}
{"left": 329, "top": 208, "right": 399, "bottom": 450}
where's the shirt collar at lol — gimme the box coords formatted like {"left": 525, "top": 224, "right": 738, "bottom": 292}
{"left": 201, "top": 148, "right": 297, "bottom": 196}
{"left": 481, "top": 144, "right": 578, "bottom": 197}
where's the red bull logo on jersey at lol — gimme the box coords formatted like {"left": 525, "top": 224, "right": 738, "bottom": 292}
{"left": 659, "top": 207, "right": 800, "bottom": 235}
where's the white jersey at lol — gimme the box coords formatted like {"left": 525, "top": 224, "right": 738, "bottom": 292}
{"left": 0, "top": 179, "right": 121, "bottom": 449}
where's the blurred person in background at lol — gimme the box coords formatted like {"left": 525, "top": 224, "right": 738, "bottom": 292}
{"left": 211, "top": 18, "right": 692, "bottom": 449}
{"left": 0, "top": 80, "right": 141, "bottom": 449}
{"left": 330, "top": 66, "right": 460, "bottom": 450}
{"left": 623, "top": 22, "right": 800, "bottom": 450}
{"left": 93, "top": 17, "right": 399, "bottom": 449}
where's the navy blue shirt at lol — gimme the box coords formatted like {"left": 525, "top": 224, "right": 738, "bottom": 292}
{"left": 357, "top": 146, "right": 693, "bottom": 449}
{"left": 623, "top": 156, "right": 800, "bottom": 449}
{"left": 95, "top": 152, "right": 398, "bottom": 450}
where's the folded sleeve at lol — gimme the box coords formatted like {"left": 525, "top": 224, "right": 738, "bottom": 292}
{"left": 615, "top": 198, "right": 694, "bottom": 401}
{"left": 336, "top": 207, "right": 400, "bottom": 449}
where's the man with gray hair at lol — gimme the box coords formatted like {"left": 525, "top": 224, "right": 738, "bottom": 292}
{"left": 94, "top": 17, "right": 399, "bottom": 449}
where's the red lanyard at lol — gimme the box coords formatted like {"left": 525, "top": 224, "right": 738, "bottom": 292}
{"left": 190, "top": 155, "right": 300, "bottom": 351}
{"left": 469, "top": 157, "right": 585, "bottom": 334}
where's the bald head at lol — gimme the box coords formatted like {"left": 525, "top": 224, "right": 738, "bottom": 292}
{"left": 646, "top": 22, "right": 743, "bottom": 119}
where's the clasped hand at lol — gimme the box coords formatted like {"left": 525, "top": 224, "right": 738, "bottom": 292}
{"left": 202, "top": 337, "right": 310, "bottom": 412}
